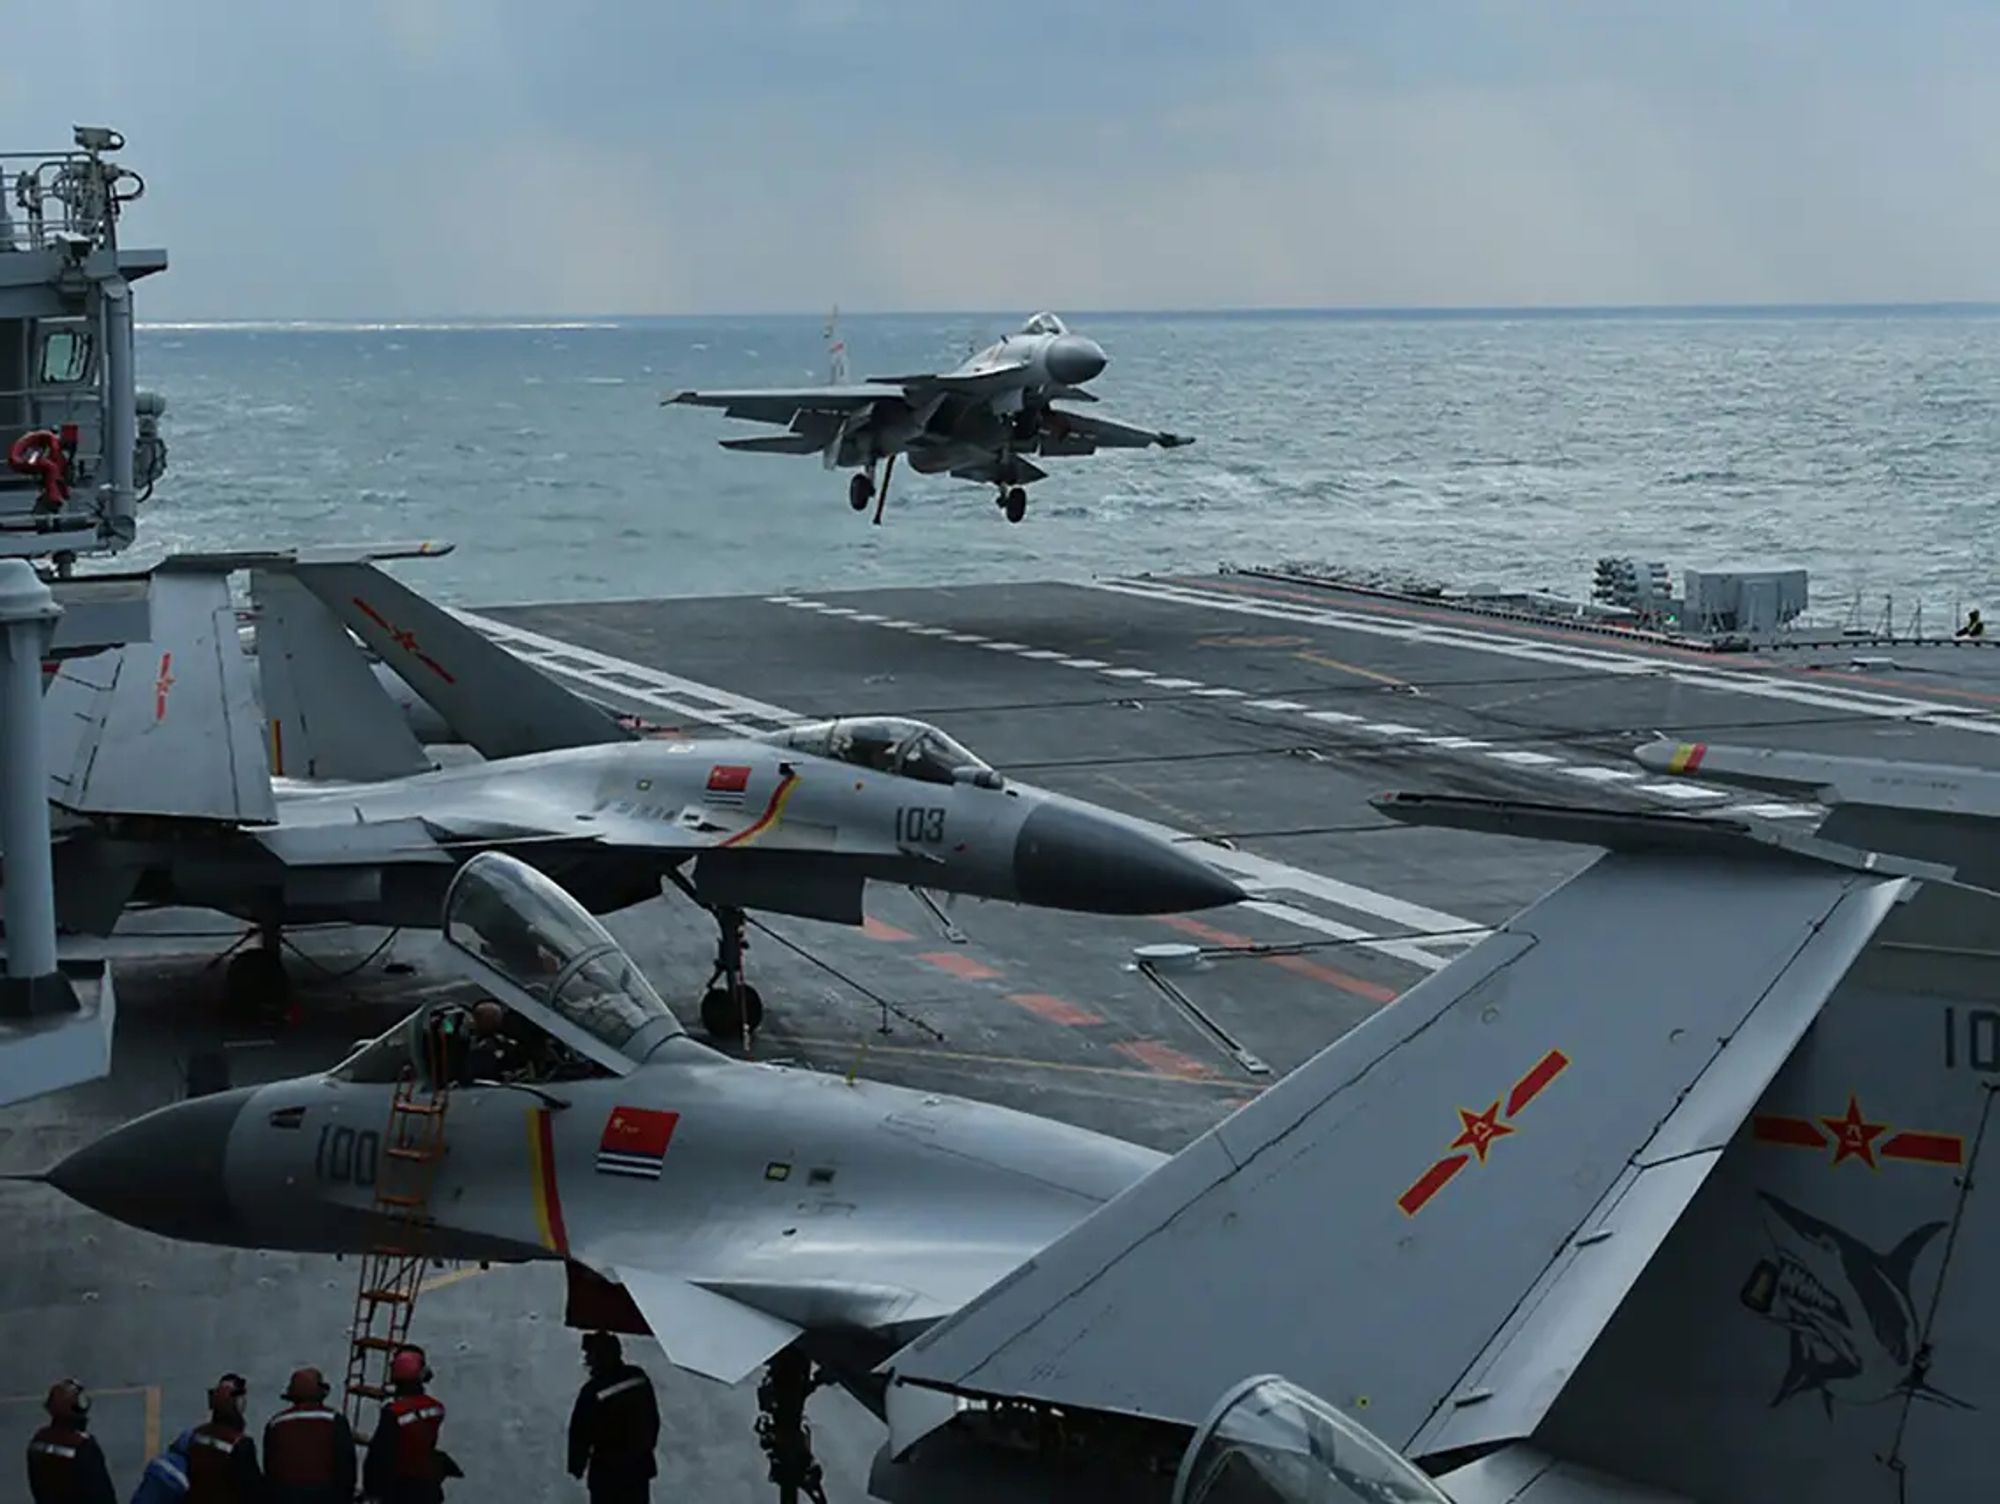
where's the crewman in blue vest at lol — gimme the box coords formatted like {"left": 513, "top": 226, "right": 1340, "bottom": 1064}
{"left": 128, "top": 1430, "right": 194, "bottom": 1504}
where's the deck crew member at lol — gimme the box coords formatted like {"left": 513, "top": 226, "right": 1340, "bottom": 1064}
{"left": 129, "top": 1430, "right": 195, "bottom": 1504}
{"left": 363, "top": 1347, "right": 454, "bottom": 1503}
{"left": 25, "top": 1380, "right": 115, "bottom": 1504}
{"left": 1958, "top": 608, "right": 1985, "bottom": 638}
{"left": 184, "top": 1375, "right": 261, "bottom": 1503}
{"left": 568, "top": 1332, "right": 660, "bottom": 1503}
{"left": 263, "top": 1367, "right": 355, "bottom": 1504}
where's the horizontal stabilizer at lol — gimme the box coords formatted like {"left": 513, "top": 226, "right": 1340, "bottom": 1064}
{"left": 284, "top": 561, "right": 631, "bottom": 760}
{"left": 886, "top": 845, "right": 1908, "bottom": 1456}
{"left": 1631, "top": 739, "right": 2000, "bottom": 883}
{"left": 614, "top": 1266, "right": 802, "bottom": 1384}
{"left": 720, "top": 434, "right": 824, "bottom": 455}
{"left": 44, "top": 570, "right": 276, "bottom": 823}
{"left": 250, "top": 568, "right": 432, "bottom": 781}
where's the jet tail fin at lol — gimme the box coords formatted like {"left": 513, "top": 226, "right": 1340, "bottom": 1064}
{"left": 280, "top": 561, "right": 632, "bottom": 760}
{"left": 885, "top": 803, "right": 1908, "bottom": 1460}
{"left": 44, "top": 568, "right": 276, "bottom": 823}
{"left": 248, "top": 567, "right": 432, "bottom": 781}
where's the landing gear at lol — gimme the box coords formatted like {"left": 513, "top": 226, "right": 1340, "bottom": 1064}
{"left": 697, "top": 904, "right": 765, "bottom": 1044}
{"left": 847, "top": 470, "right": 874, "bottom": 512}
{"left": 871, "top": 452, "right": 896, "bottom": 526}
{"left": 998, "top": 485, "right": 1028, "bottom": 524}
{"left": 756, "top": 1348, "right": 829, "bottom": 1504}
{"left": 220, "top": 926, "right": 291, "bottom": 1019}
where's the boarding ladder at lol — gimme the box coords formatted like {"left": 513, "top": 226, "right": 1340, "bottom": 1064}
{"left": 341, "top": 1066, "right": 451, "bottom": 1430}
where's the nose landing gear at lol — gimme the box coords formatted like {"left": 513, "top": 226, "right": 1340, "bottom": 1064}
{"left": 698, "top": 904, "right": 765, "bottom": 1045}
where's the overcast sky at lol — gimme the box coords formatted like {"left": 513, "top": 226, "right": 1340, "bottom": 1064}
{"left": 10, "top": 1, "right": 2000, "bottom": 318}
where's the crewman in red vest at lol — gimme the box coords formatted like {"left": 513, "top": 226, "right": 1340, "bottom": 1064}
{"left": 24, "top": 1379, "right": 115, "bottom": 1504}
{"left": 184, "top": 1374, "right": 262, "bottom": 1503}
{"left": 363, "top": 1347, "right": 455, "bottom": 1503}
{"left": 263, "top": 1367, "right": 356, "bottom": 1504}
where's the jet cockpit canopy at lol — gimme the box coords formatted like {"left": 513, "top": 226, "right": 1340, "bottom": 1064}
{"left": 764, "top": 717, "right": 1000, "bottom": 788}
{"left": 1173, "top": 1376, "right": 1454, "bottom": 1504}
{"left": 439, "top": 851, "right": 685, "bottom": 1075}
{"left": 1020, "top": 311, "right": 1069, "bottom": 337}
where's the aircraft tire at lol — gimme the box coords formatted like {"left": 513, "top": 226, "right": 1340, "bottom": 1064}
{"left": 1004, "top": 487, "right": 1028, "bottom": 524}
{"left": 848, "top": 474, "right": 874, "bottom": 511}
{"left": 700, "top": 984, "right": 765, "bottom": 1040}
{"left": 222, "top": 946, "right": 291, "bottom": 1019}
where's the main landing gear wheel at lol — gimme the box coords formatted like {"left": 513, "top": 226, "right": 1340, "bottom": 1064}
{"left": 1001, "top": 486, "right": 1028, "bottom": 524}
{"left": 221, "top": 938, "right": 291, "bottom": 1020}
{"left": 848, "top": 473, "right": 874, "bottom": 511}
{"left": 700, "top": 983, "right": 765, "bottom": 1040}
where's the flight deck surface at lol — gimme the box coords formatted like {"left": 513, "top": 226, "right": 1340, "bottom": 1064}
{"left": 9, "top": 567, "right": 1999, "bottom": 1500}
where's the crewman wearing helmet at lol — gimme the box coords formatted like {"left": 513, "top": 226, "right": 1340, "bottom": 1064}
{"left": 184, "top": 1374, "right": 261, "bottom": 1503}
{"left": 25, "top": 1379, "right": 115, "bottom": 1504}
{"left": 363, "top": 1347, "right": 456, "bottom": 1503}
{"left": 263, "top": 1366, "right": 356, "bottom": 1504}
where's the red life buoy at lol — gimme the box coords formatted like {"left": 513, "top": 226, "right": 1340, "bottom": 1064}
{"left": 7, "top": 429, "right": 69, "bottom": 508}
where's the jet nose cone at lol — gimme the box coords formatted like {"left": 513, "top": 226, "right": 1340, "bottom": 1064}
{"left": 1014, "top": 800, "right": 1244, "bottom": 915}
{"left": 1045, "top": 335, "right": 1108, "bottom": 387}
{"left": 48, "top": 1086, "right": 252, "bottom": 1243}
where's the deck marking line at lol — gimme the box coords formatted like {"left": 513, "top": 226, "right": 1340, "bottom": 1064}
{"left": 1116, "top": 1039, "right": 1221, "bottom": 1079}
{"left": 862, "top": 917, "right": 916, "bottom": 942}
{"left": 1156, "top": 915, "right": 1399, "bottom": 1002}
{"left": 917, "top": 950, "right": 1002, "bottom": 981}
{"left": 1008, "top": 992, "right": 1106, "bottom": 1027}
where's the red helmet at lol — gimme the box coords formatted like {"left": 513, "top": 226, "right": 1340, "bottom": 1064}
{"left": 283, "top": 1367, "right": 328, "bottom": 1404}
{"left": 44, "top": 1380, "right": 87, "bottom": 1424}
{"left": 388, "top": 1347, "right": 430, "bottom": 1386}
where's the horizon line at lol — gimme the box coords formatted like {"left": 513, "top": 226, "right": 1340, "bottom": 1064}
{"left": 136, "top": 298, "right": 2000, "bottom": 328}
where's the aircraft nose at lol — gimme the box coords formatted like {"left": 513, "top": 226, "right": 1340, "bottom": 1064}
{"left": 46, "top": 1086, "right": 252, "bottom": 1243}
{"left": 1013, "top": 801, "right": 1243, "bottom": 914}
{"left": 1045, "top": 335, "right": 1108, "bottom": 386}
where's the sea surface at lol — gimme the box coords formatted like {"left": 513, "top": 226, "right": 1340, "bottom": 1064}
{"left": 125, "top": 308, "right": 2000, "bottom": 620}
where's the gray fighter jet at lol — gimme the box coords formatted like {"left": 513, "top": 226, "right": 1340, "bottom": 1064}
{"left": 44, "top": 795, "right": 2000, "bottom": 1504}
{"left": 44, "top": 852, "right": 1166, "bottom": 1396}
{"left": 40, "top": 562, "right": 1240, "bottom": 1031}
{"left": 664, "top": 312, "right": 1193, "bottom": 524}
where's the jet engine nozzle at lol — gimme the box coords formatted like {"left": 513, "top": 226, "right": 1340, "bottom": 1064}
{"left": 1044, "top": 335, "right": 1108, "bottom": 387}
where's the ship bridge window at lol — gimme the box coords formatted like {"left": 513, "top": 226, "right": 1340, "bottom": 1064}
{"left": 764, "top": 717, "right": 990, "bottom": 786}
{"left": 1020, "top": 312, "right": 1067, "bottom": 337}
{"left": 39, "top": 327, "right": 90, "bottom": 385}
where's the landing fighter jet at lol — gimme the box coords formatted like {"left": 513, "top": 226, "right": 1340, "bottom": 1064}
{"left": 41, "top": 562, "right": 1240, "bottom": 1030}
{"left": 46, "top": 796, "right": 2000, "bottom": 1503}
{"left": 665, "top": 313, "right": 1194, "bottom": 524}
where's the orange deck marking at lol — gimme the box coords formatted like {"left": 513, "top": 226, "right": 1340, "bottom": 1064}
{"left": 1156, "top": 916, "right": 1398, "bottom": 1003}
{"left": 1007, "top": 992, "right": 1105, "bottom": 1027}
{"left": 917, "top": 950, "right": 1002, "bottom": 981}
{"left": 862, "top": 917, "right": 916, "bottom": 942}
{"left": 1115, "top": 1040, "right": 1219, "bottom": 1079}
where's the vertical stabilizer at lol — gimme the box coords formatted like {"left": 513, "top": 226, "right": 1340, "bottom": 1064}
{"left": 250, "top": 568, "right": 432, "bottom": 781}
{"left": 43, "top": 568, "right": 275, "bottom": 821}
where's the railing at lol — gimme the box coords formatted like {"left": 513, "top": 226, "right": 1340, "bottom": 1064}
{"left": 0, "top": 132, "right": 143, "bottom": 256}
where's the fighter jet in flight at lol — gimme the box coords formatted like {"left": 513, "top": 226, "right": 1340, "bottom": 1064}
{"left": 44, "top": 793, "right": 2000, "bottom": 1503}
{"left": 40, "top": 562, "right": 1240, "bottom": 1030}
{"left": 664, "top": 313, "right": 1194, "bottom": 524}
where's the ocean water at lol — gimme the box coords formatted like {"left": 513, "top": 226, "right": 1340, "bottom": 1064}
{"left": 126, "top": 309, "right": 2000, "bottom": 618}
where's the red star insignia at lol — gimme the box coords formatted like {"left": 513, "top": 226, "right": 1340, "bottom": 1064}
{"left": 392, "top": 626, "right": 419, "bottom": 653}
{"left": 1450, "top": 1100, "right": 1515, "bottom": 1163}
{"left": 1821, "top": 1094, "right": 1888, "bottom": 1168}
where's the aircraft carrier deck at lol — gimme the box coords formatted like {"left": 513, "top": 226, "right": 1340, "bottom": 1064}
{"left": 9, "top": 565, "right": 2000, "bottom": 1500}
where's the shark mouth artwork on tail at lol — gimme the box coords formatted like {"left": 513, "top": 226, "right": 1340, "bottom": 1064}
{"left": 1740, "top": 1191, "right": 1967, "bottom": 1415}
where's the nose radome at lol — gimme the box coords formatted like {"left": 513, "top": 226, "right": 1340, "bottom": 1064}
{"left": 47, "top": 1086, "right": 252, "bottom": 1243}
{"left": 1045, "top": 335, "right": 1108, "bottom": 387}
{"left": 1013, "top": 801, "right": 1243, "bottom": 915}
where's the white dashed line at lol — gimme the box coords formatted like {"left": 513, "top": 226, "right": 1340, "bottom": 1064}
{"left": 766, "top": 595, "right": 1828, "bottom": 826}
{"left": 1639, "top": 782, "right": 1729, "bottom": 802}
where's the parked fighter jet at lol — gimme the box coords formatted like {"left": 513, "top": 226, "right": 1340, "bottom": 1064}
{"left": 43, "top": 797, "right": 2000, "bottom": 1504}
{"left": 664, "top": 313, "right": 1194, "bottom": 524}
{"left": 40, "top": 563, "right": 1240, "bottom": 1031}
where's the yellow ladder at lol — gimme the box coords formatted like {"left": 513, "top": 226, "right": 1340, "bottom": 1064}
{"left": 341, "top": 1068, "right": 451, "bottom": 1428}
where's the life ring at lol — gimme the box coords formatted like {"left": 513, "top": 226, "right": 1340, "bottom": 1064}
{"left": 7, "top": 429, "right": 68, "bottom": 508}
